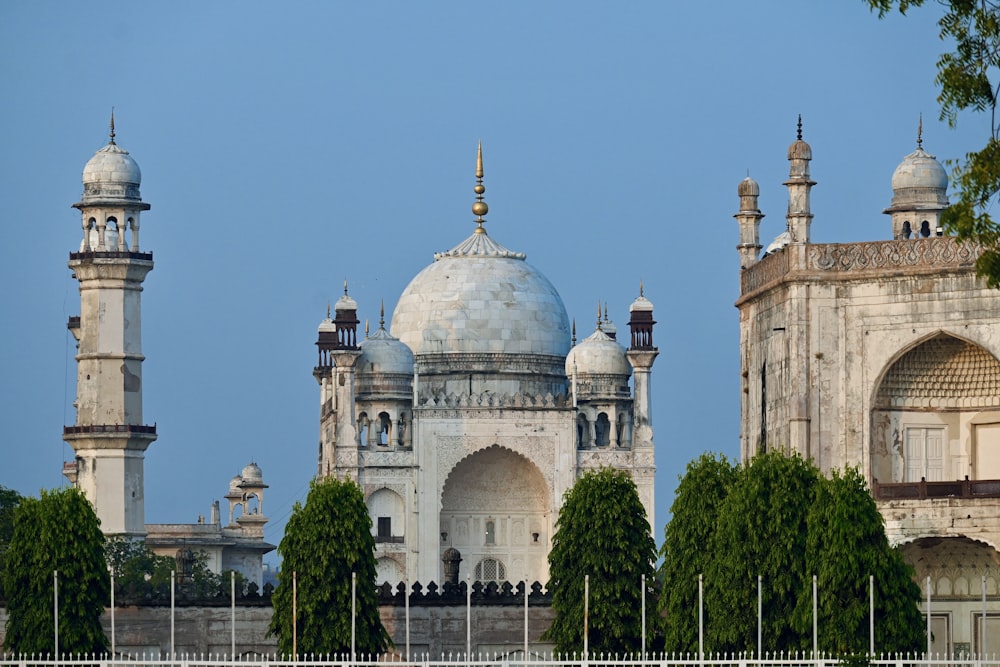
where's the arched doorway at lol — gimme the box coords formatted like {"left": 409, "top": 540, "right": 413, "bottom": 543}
{"left": 440, "top": 445, "right": 550, "bottom": 584}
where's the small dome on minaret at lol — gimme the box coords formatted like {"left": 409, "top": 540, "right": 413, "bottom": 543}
{"left": 81, "top": 112, "right": 143, "bottom": 203}
{"left": 787, "top": 115, "right": 812, "bottom": 162}
{"left": 737, "top": 175, "right": 760, "bottom": 198}
{"left": 627, "top": 283, "right": 656, "bottom": 350}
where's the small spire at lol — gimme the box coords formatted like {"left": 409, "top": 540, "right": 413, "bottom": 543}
{"left": 603, "top": 303, "right": 609, "bottom": 323}
{"left": 917, "top": 113, "right": 923, "bottom": 149}
{"left": 639, "top": 280, "right": 644, "bottom": 297}
{"left": 343, "top": 279, "right": 349, "bottom": 295}
{"left": 471, "top": 141, "right": 489, "bottom": 233}
{"left": 379, "top": 299, "right": 385, "bottom": 329}
{"left": 796, "top": 114, "right": 803, "bottom": 141}
{"left": 596, "top": 301, "right": 602, "bottom": 328}
{"left": 109, "top": 108, "right": 116, "bottom": 145}
{"left": 326, "top": 302, "right": 331, "bottom": 319}
{"left": 572, "top": 319, "right": 577, "bottom": 346}
{"left": 365, "top": 319, "right": 370, "bottom": 338}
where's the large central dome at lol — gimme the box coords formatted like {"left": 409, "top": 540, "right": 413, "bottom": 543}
{"left": 391, "top": 228, "right": 571, "bottom": 358}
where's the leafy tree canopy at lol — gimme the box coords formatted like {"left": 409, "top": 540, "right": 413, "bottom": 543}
{"left": 867, "top": 0, "right": 1000, "bottom": 286}
{"left": 2, "top": 487, "right": 108, "bottom": 656}
{"left": 268, "top": 477, "right": 389, "bottom": 657}
{"left": 544, "top": 467, "right": 657, "bottom": 656}
{"left": 0, "top": 485, "right": 23, "bottom": 599}
{"left": 659, "top": 452, "right": 924, "bottom": 656}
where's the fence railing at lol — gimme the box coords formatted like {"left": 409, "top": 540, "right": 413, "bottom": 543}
{"left": 1, "top": 654, "right": 998, "bottom": 667}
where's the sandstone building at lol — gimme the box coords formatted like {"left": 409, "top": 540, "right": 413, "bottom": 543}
{"left": 736, "top": 119, "right": 1000, "bottom": 656}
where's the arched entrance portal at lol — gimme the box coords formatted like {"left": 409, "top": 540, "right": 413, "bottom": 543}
{"left": 871, "top": 333, "right": 1000, "bottom": 484}
{"left": 440, "top": 445, "right": 550, "bottom": 584}
{"left": 901, "top": 536, "right": 1000, "bottom": 656}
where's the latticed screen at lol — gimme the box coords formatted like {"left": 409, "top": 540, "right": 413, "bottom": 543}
{"left": 474, "top": 558, "right": 506, "bottom": 583}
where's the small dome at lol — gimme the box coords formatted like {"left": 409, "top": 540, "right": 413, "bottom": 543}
{"left": 240, "top": 462, "right": 263, "bottom": 483}
{"left": 228, "top": 474, "right": 243, "bottom": 492}
{"left": 891, "top": 147, "right": 948, "bottom": 192}
{"left": 81, "top": 142, "right": 142, "bottom": 202}
{"left": 764, "top": 230, "right": 792, "bottom": 255}
{"left": 565, "top": 328, "right": 631, "bottom": 377}
{"left": 599, "top": 316, "right": 617, "bottom": 339}
{"left": 318, "top": 317, "right": 336, "bottom": 333}
{"left": 359, "top": 326, "right": 414, "bottom": 375}
{"left": 629, "top": 294, "right": 654, "bottom": 312}
{"left": 737, "top": 176, "right": 760, "bottom": 197}
{"left": 788, "top": 138, "right": 812, "bottom": 161}
{"left": 335, "top": 292, "right": 358, "bottom": 313}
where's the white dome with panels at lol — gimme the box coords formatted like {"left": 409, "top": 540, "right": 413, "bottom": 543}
{"left": 566, "top": 328, "right": 631, "bottom": 377}
{"left": 81, "top": 141, "right": 143, "bottom": 203}
{"left": 390, "top": 229, "right": 571, "bottom": 358}
{"left": 359, "top": 326, "right": 414, "bottom": 375}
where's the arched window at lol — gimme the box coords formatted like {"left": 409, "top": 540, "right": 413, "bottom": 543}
{"left": 920, "top": 220, "right": 931, "bottom": 237}
{"left": 378, "top": 412, "right": 391, "bottom": 446}
{"left": 357, "top": 412, "right": 369, "bottom": 447}
{"left": 576, "top": 414, "right": 589, "bottom": 449}
{"left": 485, "top": 519, "right": 496, "bottom": 545}
{"left": 616, "top": 413, "right": 628, "bottom": 448}
{"left": 902, "top": 221, "right": 912, "bottom": 239}
{"left": 595, "top": 413, "right": 611, "bottom": 447}
{"left": 474, "top": 557, "right": 506, "bottom": 583}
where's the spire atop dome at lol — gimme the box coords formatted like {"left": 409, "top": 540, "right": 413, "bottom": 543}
{"left": 109, "top": 108, "right": 116, "bottom": 145}
{"left": 639, "top": 280, "right": 644, "bottom": 298}
{"left": 472, "top": 141, "right": 489, "bottom": 233}
{"left": 379, "top": 299, "right": 386, "bottom": 330}
{"left": 918, "top": 113, "right": 923, "bottom": 149}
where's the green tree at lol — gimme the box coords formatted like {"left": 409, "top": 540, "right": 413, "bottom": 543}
{"left": 2, "top": 487, "right": 109, "bottom": 656}
{"left": 659, "top": 453, "right": 736, "bottom": 653}
{"left": 706, "top": 452, "right": 820, "bottom": 653}
{"left": 268, "top": 477, "right": 389, "bottom": 656}
{"left": 867, "top": 0, "right": 1000, "bottom": 286}
{"left": 544, "top": 467, "right": 657, "bottom": 656}
{"left": 0, "top": 485, "right": 23, "bottom": 600}
{"left": 660, "top": 452, "right": 925, "bottom": 655}
{"left": 793, "top": 468, "right": 923, "bottom": 654}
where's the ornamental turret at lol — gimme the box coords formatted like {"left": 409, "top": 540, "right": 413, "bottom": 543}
{"left": 735, "top": 175, "right": 764, "bottom": 268}
{"left": 784, "top": 116, "right": 816, "bottom": 244}
{"left": 883, "top": 117, "right": 950, "bottom": 239}
{"left": 63, "top": 115, "right": 156, "bottom": 537}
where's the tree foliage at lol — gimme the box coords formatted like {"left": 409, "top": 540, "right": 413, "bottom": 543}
{"left": 268, "top": 477, "right": 389, "bottom": 656}
{"left": 2, "top": 487, "right": 109, "bottom": 656}
{"left": 0, "top": 485, "right": 23, "bottom": 600}
{"left": 106, "top": 536, "right": 237, "bottom": 601}
{"left": 544, "top": 467, "right": 657, "bottom": 656}
{"left": 659, "top": 452, "right": 924, "bottom": 655}
{"left": 794, "top": 468, "right": 923, "bottom": 654}
{"left": 867, "top": 0, "right": 1000, "bottom": 286}
{"left": 659, "top": 453, "right": 736, "bottom": 653}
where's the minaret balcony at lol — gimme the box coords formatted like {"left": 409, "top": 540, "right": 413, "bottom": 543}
{"left": 69, "top": 250, "right": 153, "bottom": 261}
{"left": 873, "top": 476, "right": 1000, "bottom": 500}
{"left": 64, "top": 423, "right": 156, "bottom": 435}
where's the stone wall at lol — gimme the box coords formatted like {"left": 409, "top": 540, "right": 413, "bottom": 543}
{"left": 0, "top": 599, "right": 556, "bottom": 657}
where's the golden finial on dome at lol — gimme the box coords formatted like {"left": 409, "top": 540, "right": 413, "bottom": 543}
{"left": 596, "top": 301, "right": 603, "bottom": 328}
{"left": 917, "top": 113, "right": 923, "bottom": 149}
{"left": 365, "top": 319, "right": 370, "bottom": 338}
{"left": 472, "top": 141, "right": 489, "bottom": 233}
{"left": 109, "top": 108, "right": 116, "bottom": 145}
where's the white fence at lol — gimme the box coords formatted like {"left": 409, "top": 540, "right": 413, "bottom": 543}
{"left": 0, "top": 655, "right": 997, "bottom": 667}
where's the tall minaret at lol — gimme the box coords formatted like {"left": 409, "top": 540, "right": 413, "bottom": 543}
{"left": 784, "top": 115, "right": 816, "bottom": 243}
{"left": 734, "top": 175, "right": 764, "bottom": 268}
{"left": 63, "top": 115, "right": 156, "bottom": 538}
{"left": 626, "top": 285, "right": 658, "bottom": 531}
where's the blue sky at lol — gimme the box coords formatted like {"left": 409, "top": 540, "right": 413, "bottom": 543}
{"left": 0, "top": 2, "right": 984, "bottom": 561}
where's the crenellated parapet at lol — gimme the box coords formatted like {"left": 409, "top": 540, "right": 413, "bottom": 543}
{"left": 418, "top": 391, "right": 569, "bottom": 409}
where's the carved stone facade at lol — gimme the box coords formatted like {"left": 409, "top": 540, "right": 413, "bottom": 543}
{"left": 735, "top": 126, "right": 1000, "bottom": 655}
{"left": 315, "top": 149, "right": 658, "bottom": 587}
